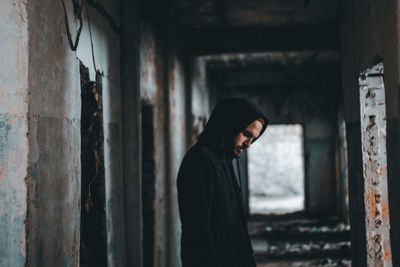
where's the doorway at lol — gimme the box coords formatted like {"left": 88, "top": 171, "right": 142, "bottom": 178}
{"left": 248, "top": 124, "right": 305, "bottom": 215}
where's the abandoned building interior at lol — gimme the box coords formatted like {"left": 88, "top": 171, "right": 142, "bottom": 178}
{"left": 1, "top": 0, "right": 400, "bottom": 266}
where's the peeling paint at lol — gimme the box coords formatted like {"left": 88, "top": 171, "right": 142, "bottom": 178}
{"left": 0, "top": 113, "right": 28, "bottom": 267}
{"left": 359, "top": 63, "right": 392, "bottom": 266}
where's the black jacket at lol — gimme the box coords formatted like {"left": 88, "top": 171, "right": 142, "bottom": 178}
{"left": 177, "top": 98, "right": 268, "bottom": 267}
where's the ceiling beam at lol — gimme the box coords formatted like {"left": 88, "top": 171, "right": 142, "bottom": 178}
{"left": 173, "top": 0, "right": 339, "bottom": 28}
{"left": 209, "top": 64, "right": 341, "bottom": 87}
{"left": 184, "top": 25, "right": 340, "bottom": 56}
{"left": 202, "top": 51, "right": 340, "bottom": 69}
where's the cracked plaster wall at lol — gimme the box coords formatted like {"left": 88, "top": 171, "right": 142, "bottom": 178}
{"left": 1, "top": 0, "right": 125, "bottom": 266}
{"left": 27, "top": 0, "right": 125, "bottom": 266}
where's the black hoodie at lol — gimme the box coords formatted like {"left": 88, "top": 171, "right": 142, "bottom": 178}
{"left": 177, "top": 98, "right": 268, "bottom": 267}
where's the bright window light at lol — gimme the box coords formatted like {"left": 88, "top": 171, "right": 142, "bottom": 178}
{"left": 248, "top": 124, "right": 305, "bottom": 215}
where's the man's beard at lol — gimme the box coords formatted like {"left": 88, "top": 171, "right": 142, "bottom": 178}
{"left": 232, "top": 146, "right": 244, "bottom": 158}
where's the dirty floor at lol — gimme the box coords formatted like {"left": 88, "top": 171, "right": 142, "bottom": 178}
{"left": 249, "top": 212, "right": 351, "bottom": 266}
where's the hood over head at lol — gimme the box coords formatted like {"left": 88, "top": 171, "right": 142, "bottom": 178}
{"left": 198, "top": 98, "right": 269, "bottom": 157}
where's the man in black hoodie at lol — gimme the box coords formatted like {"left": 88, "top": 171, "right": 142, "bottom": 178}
{"left": 177, "top": 98, "right": 268, "bottom": 267}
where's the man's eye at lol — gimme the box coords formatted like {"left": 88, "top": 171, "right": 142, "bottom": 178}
{"left": 243, "top": 132, "right": 251, "bottom": 137}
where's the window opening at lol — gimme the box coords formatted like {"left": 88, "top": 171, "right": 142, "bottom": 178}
{"left": 248, "top": 124, "right": 305, "bottom": 215}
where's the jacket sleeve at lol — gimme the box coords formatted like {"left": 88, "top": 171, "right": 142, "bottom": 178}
{"left": 177, "top": 155, "right": 221, "bottom": 267}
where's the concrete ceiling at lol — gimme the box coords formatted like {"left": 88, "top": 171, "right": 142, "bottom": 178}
{"left": 204, "top": 51, "right": 341, "bottom": 91}
{"left": 184, "top": 25, "right": 340, "bottom": 56}
{"left": 173, "top": 0, "right": 340, "bottom": 28}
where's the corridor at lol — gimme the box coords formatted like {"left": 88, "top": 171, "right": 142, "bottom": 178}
{"left": 1, "top": 0, "right": 399, "bottom": 266}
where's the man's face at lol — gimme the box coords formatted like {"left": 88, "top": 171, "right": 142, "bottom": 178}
{"left": 232, "top": 120, "right": 263, "bottom": 158}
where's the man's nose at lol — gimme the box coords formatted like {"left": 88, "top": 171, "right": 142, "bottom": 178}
{"left": 243, "top": 139, "right": 251, "bottom": 148}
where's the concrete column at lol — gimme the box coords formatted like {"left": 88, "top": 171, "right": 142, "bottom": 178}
{"left": 121, "top": 0, "right": 142, "bottom": 266}
{"left": 359, "top": 63, "right": 392, "bottom": 266}
{"left": 167, "top": 38, "right": 187, "bottom": 267}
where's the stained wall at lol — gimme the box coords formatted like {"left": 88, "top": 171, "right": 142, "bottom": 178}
{"left": 1, "top": 0, "right": 127, "bottom": 266}
{"left": 0, "top": 1, "right": 29, "bottom": 266}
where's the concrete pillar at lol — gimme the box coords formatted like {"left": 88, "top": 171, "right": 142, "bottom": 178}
{"left": 359, "top": 63, "right": 392, "bottom": 266}
{"left": 121, "top": 0, "right": 142, "bottom": 266}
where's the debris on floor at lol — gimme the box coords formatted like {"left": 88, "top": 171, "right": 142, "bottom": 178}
{"left": 249, "top": 212, "right": 351, "bottom": 266}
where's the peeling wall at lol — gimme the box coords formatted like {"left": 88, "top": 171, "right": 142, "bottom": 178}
{"left": 80, "top": 64, "right": 107, "bottom": 267}
{"left": 76, "top": 2, "right": 126, "bottom": 266}
{"left": 0, "top": 1, "right": 29, "bottom": 266}
{"left": 341, "top": 0, "right": 400, "bottom": 265}
{"left": 2, "top": 0, "right": 195, "bottom": 265}
{"left": 359, "top": 63, "right": 392, "bottom": 266}
{"left": 0, "top": 0, "right": 125, "bottom": 265}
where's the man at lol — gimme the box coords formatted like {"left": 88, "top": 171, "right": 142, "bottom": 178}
{"left": 177, "top": 98, "right": 268, "bottom": 267}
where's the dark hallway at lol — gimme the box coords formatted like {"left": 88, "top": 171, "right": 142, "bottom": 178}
{"left": 1, "top": 0, "right": 399, "bottom": 266}
{"left": 200, "top": 47, "right": 348, "bottom": 265}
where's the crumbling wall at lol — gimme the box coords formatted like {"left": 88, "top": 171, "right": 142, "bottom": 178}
{"left": 1, "top": 0, "right": 190, "bottom": 266}
{"left": 75, "top": 7, "right": 126, "bottom": 265}
{"left": 341, "top": 0, "right": 400, "bottom": 265}
{"left": 0, "top": 0, "right": 126, "bottom": 266}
